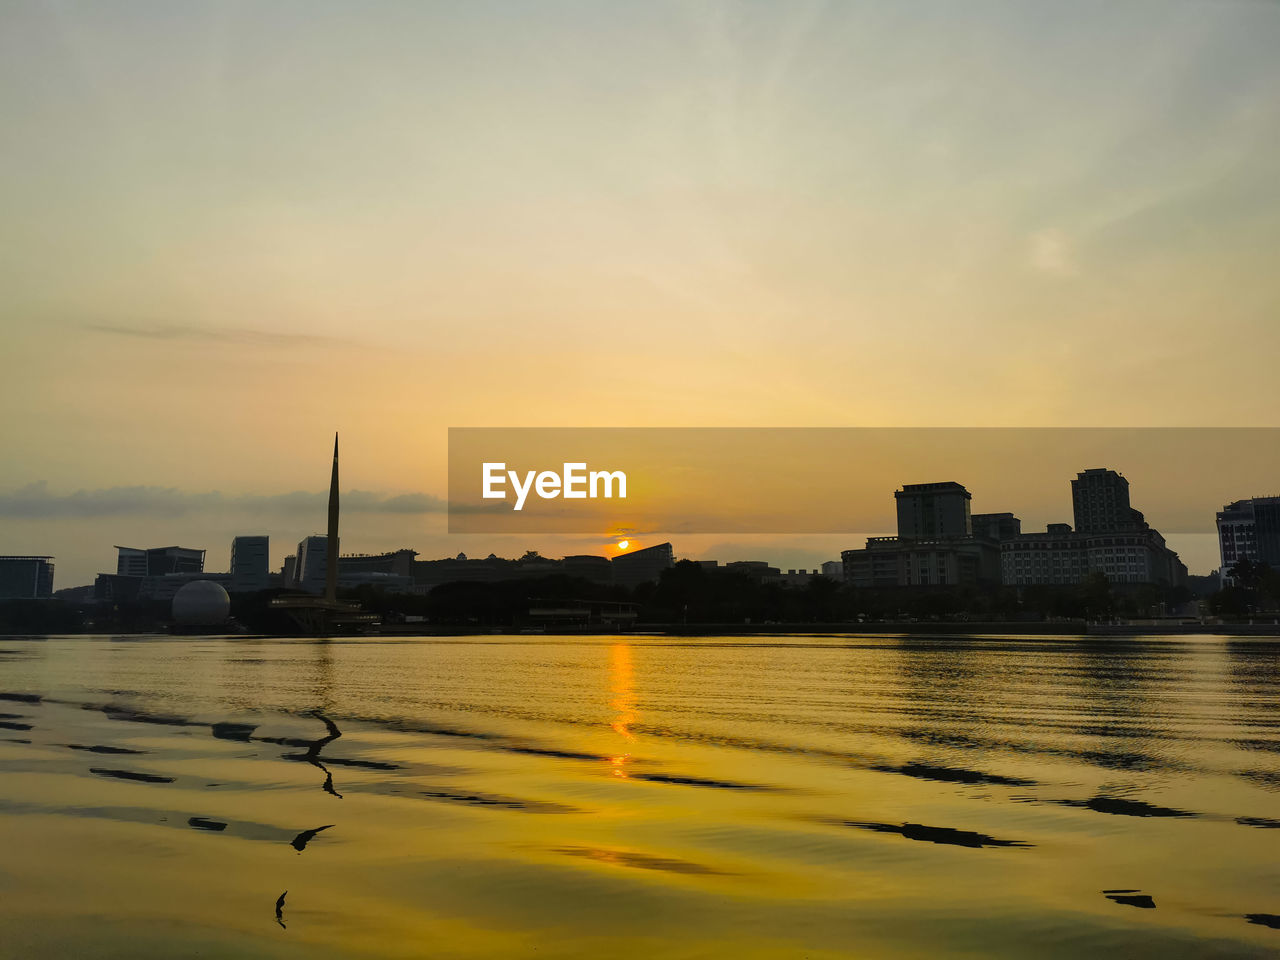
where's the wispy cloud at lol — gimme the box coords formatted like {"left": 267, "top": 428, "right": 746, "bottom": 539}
{"left": 1027, "top": 228, "right": 1078, "bottom": 278}
{"left": 0, "top": 482, "right": 449, "bottom": 518}
{"left": 83, "top": 321, "right": 353, "bottom": 348}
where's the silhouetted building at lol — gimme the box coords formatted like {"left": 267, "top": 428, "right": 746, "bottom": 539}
{"left": 316, "top": 549, "right": 421, "bottom": 594}
{"left": 896, "top": 482, "right": 972, "bottom": 539}
{"left": 295, "top": 535, "right": 329, "bottom": 595}
{"left": 1218, "top": 496, "right": 1280, "bottom": 582}
{"left": 97, "top": 545, "right": 208, "bottom": 602}
{"left": 116, "top": 545, "right": 205, "bottom": 577}
{"left": 0, "top": 556, "right": 55, "bottom": 599}
{"left": 1003, "top": 527, "right": 1184, "bottom": 587}
{"left": 338, "top": 572, "right": 416, "bottom": 592}
{"left": 115, "top": 547, "right": 146, "bottom": 577}
{"left": 413, "top": 554, "right": 509, "bottom": 589}
{"left": 1004, "top": 470, "right": 1185, "bottom": 587}
{"left": 1000, "top": 525, "right": 1088, "bottom": 585}
{"left": 844, "top": 537, "right": 1000, "bottom": 588}
{"left": 139, "top": 572, "right": 233, "bottom": 601}
{"left": 611, "top": 542, "right": 675, "bottom": 587}
{"left": 971, "top": 512, "right": 1021, "bottom": 541}
{"left": 339, "top": 549, "right": 417, "bottom": 579}
{"left": 821, "top": 560, "right": 844, "bottom": 581}
{"left": 561, "top": 555, "right": 614, "bottom": 585}
{"left": 282, "top": 554, "right": 297, "bottom": 585}
{"left": 724, "top": 560, "right": 781, "bottom": 581}
{"left": 94, "top": 573, "right": 142, "bottom": 603}
{"left": 773, "top": 569, "right": 820, "bottom": 587}
{"left": 843, "top": 482, "right": 1000, "bottom": 588}
{"left": 1071, "top": 468, "right": 1147, "bottom": 533}
{"left": 230, "top": 536, "right": 270, "bottom": 593}
{"left": 408, "top": 551, "right": 610, "bottom": 592}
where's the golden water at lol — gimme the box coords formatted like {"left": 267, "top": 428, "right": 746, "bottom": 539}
{"left": 0, "top": 635, "right": 1277, "bottom": 958}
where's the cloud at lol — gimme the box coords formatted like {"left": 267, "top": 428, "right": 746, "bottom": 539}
{"left": 83, "top": 321, "right": 353, "bottom": 348}
{"left": 1027, "top": 228, "right": 1078, "bottom": 277}
{"left": 0, "top": 481, "right": 450, "bottom": 518}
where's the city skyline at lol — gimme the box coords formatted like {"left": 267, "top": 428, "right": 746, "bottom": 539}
{"left": 3, "top": 2, "right": 1279, "bottom": 581}
{"left": 9, "top": 424, "right": 1280, "bottom": 586}
{"left": 16, "top": 458, "right": 1269, "bottom": 593}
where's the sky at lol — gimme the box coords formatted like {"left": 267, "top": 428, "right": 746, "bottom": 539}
{"left": 2, "top": 0, "right": 1278, "bottom": 586}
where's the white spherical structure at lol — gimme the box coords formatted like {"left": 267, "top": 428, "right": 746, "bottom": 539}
{"left": 172, "top": 580, "right": 231, "bottom": 626}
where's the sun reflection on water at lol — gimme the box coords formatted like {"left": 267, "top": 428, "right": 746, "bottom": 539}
{"left": 609, "top": 643, "right": 636, "bottom": 778}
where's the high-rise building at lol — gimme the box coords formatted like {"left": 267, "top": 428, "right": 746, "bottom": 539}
{"left": 895, "top": 482, "right": 972, "bottom": 539}
{"left": 295, "top": 536, "right": 329, "bottom": 595}
{"left": 325, "top": 433, "right": 340, "bottom": 603}
{"left": 0, "top": 556, "right": 55, "bottom": 599}
{"left": 1071, "top": 469, "right": 1146, "bottom": 533}
{"left": 1217, "top": 496, "right": 1280, "bottom": 581}
{"left": 230, "top": 536, "right": 270, "bottom": 593}
{"left": 1259, "top": 498, "right": 1280, "bottom": 568}
{"left": 1004, "top": 470, "right": 1185, "bottom": 587}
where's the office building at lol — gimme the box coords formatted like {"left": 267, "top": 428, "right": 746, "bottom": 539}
{"left": 843, "top": 482, "right": 1002, "bottom": 588}
{"left": 1071, "top": 468, "right": 1146, "bottom": 533}
{"left": 115, "top": 545, "right": 205, "bottom": 577}
{"left": 895, "top": 482, "right": 972, "bottom": 539}
{"left": 1003, "top": 470, "right": 1185, "bottom": 587}
{"left": 971, "top": 512, "right": 1022, "bottom": 542}
{"left": 295, "top": 536, "right": 329, "bottom": 595}
{"left": 0, "top": 556, "right": 55, "bottom": 599}
{"left": 999, "top": 524, "right": 1090, "bottom": 586}
{"left": 844, "top": 537, "right": 1000, "bottom": 588}
{"left": 230, "top": 536, "right": 271, "bottom": 593}
{"left": 115, "top": 547, "right": 147, "bottom": 577}
{"left": 1217, "top": 496, "right": 1280, "bottom": 582}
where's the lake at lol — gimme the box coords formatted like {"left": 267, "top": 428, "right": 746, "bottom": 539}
{"left": 0, "top": 634, "right": 1277, "bottom": 958}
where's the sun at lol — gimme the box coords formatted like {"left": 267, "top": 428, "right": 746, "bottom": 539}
{"left": 616, "top": 540, "right": 630, "bottom": 551}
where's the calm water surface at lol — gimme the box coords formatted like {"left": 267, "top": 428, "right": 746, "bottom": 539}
{"left": 0, "top": 634, "right": 1277, "bottom": 958}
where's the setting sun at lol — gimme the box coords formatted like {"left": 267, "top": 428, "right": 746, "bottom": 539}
{"left": 616, "top": 540, "right": 629, "bottom": 551}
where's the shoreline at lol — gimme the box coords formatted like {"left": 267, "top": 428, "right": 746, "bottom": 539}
{"left": 8, "top": 621, "right": 1280, "bottom": 639}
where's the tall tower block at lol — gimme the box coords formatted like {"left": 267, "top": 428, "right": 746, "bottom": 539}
{"left": 325, "top": 433, "right": 340, "bottom": 603}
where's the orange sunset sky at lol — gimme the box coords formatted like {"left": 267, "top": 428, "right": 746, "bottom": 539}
{"left": 2, "top": 1, "right": 1278, "bottom": 585}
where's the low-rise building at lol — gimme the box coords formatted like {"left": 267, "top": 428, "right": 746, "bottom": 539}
{"left": 843, "top": 537, "right": 1001, "bottom": 588}
{"left": 115, "top": 545, "right": 205, "bottom": 577}
{"left": 611, "top": 542, "right": 675, "bottom": 588}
